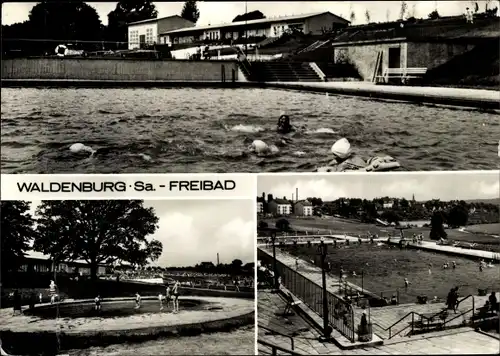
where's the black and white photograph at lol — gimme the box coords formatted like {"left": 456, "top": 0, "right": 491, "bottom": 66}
{"left": 256, "top": 171, "right": 499, "bottom": 355}
{"left": 2, "top": 1, "right": 499, "bottom": 173}
{"left": 0, "top": 199, "right": 255, "bottom": 356}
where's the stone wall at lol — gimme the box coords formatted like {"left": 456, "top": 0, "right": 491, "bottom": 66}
{"left": 335, "top": 41, "right": 476, "bottom": 81}
{"left": 334, "top": 42, "right": 405, "bottom": 81}
{"left": 1, "top": 58, "right": 240, "bottom": 82}
{"left": 407, "top": 42, "right": 474, "bottom": 69}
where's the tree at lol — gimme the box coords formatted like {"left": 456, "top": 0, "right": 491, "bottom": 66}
{"left": 349, "top": 10, "right": 356, "bottom": 24}
{"left": 428, "top": 10, "right": 440, "bottom": 19}
{"left": 365, "top": 9, "right": 371, "bottom": 23}
{"left": 107, "top": 0, "right": 158, "bottom": 44}
{"left": 1, "top": 201, "right": 35, "bottom": 274}
{"left": 258, "top": 220, "right": 269, "bottom": 230}
{"left": 34, "top": 200, "right": 161, "bottom": 280}
{"left": 25, "top": 1, "right": 103, "bottom": 53}
{"left": 275, "top": 218, "right": 290, "bottom": 231}
{"left": 399, "top": 1, "right": 408, "bottom": 20}
{"left": 381, "top": 210, "right": 401, "bottom": 225}
{"left": 231, "top": 259, "right": 243, "bottom": 271}
{"left": 429, "top": 211, "right": 447, "bottom": 240}
{"left": 233, "top": 10, "right": 265, "bottom": 22}
{"left": 147, "top": 239, "right": 163, "bottom": 262}
{"left": 447, "top": 205, "right": 469, "bottom": 228}
{"left": 181, "top": 0, "right": 200, "bottom": 24}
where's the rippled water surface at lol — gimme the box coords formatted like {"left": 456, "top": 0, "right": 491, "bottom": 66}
{"left": 1, "top": 88, "right": 498, "bottom": 173}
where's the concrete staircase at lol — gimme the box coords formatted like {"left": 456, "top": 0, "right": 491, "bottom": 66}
{"left": 248, "top": 62, "right": 322, "bottom": 82}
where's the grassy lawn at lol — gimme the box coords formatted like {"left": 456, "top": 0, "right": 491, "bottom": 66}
{"left": 286, "top": 244, "right": 500, "bottom": 304}
{"left": 260, "top": 217, "right": 500, "bottom": 252}
{"left": 465, "top": 223, "right": 500, "bottom": 235}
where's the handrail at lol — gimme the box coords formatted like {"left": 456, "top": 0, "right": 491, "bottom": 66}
{"left": 443, "top": 307, "right": 474, "bottom": 328}
{"left": 259, "top": 324, "right": 295, "bottom": 350}
{"left": 390, "top": 322, "right": 413, "bottom": 339}
{"left": 457, "top": 294, "right": 474, "bottom": 307}
{"left": 258, "top": 339, "right": 303, "bottom": 355}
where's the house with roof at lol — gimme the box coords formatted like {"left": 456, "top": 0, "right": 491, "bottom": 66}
{"left": 294, "top": 200, "right": 313, "bottom": 216}
{"left": 128, "top": 15, "right": 196, "bottom": 49}
{"left": 18, "top": 251, "right": 113, "bottom": 275}
{"left": 329, "top": 15, "right": 499, "bottom": 81}
{"left": 159, "top": 12, "right": 349, "bottom": 46}
{"left": 268, "top": 197, "right": 292, "bottom": 216}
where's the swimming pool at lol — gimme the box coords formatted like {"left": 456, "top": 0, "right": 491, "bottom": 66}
{"left": 23, "top": 298, "right": 211, "bottom": 319}
{"left": 2, "top": 88, "right": 498, "bottom": 173}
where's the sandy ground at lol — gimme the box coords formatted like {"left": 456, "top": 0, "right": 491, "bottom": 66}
{"left": 65, "top": 326, "right": 255, "bottom": 355}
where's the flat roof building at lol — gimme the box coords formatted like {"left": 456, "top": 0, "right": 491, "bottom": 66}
{"left": 128, "top": 15, "right": 196, "bottom": 49}
{"left": 158, "top": 11, "right": 349, "bottom": 46}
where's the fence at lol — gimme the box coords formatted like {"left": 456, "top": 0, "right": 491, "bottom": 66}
{"left": 258, "top": 248, "right": 356, "bottom": 342}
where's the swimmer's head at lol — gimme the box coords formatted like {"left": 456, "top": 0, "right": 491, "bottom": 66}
{"left": 331, "top": 138, "right": 353, "bottom": 162}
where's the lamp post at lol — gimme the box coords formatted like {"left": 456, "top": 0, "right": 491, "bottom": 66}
{"left": 318, "top": 240, "right": 330, "bottom": 340}
{"left": 271, "top": 231, "right": 279, "bottom": 290}
{"left": 244, "top": 1, "right": 248, "bottom": 56}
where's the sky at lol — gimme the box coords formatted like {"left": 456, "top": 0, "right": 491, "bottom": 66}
{"left": 258, "top": 172, "right": 500, "bottom": 202}
{"left": 2, "top": 1, "right": 498, "bottom": 26}
{"left": 27, "top": 199, "right": 255, "bottom": 267}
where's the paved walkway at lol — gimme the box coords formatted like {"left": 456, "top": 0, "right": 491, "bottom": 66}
{"left": 0, "top": 296, "right": 253, "bottom": 334}
{"left": 258, "top": 247, "right": 496, "bottom": 340}
{"left": 265, "top": 82, "right": 500, "bottom": 110}
{"left": 258, "top": 290, "right": 500, "bottom": 355}
{"left": 258, "top": 233, "right": 500, "bottom": 261}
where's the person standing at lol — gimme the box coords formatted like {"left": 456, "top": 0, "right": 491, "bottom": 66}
{"left": 12, "top": 290, "right": 22, "bottom": 316}
{"left": 172, "top": 281, "right": 180, "bottom": 313}
{"left": 94, "top": 295, "right": 102, "bottom": 311}
{"left": 135, "top": 292, "right": 141, "bottom": 309}
{"left": 48, "top": 280, "right": 57, "bottom": 304}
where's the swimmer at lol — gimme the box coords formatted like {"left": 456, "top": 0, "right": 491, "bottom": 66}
{"left": 277, "top": 111, "right": 295, "bottom": 134}
{"left": 135, "top": 292, "right": 141, "bottom": 309}
{"left": 172, "top": 281, "right": 180, "bottom": 313}
{"left": 404, "top": 278, "right": 411, "bottom": 290}
{"left": 94, "top": 295, "right": 101, "bottom": 311}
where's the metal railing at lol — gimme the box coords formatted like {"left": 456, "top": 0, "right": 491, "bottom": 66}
{"left": 373, "top": 295, "right": 476, "bottom": 339}
{"left": 259, "top": 324, "right": 295, "bottom": 350}
{"left": 258, "top": 339, "right": 303, "bottom": 355}
{"left": 258, "top": 248, "right": 356, "bottom": 342}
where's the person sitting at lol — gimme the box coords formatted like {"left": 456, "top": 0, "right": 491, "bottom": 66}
{"left": 488, "top": 292, "right": 498, "bottom": 311}
{"left": 277, "top": 112, "right": 294, "bottom": 134}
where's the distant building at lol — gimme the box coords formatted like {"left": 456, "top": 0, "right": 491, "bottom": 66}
{"left": 257, "top": 196, "right": 265, "bottom": 214}
{"left": 383, "top": 200, "right": 394, "bottom": 209}
{"left": 295, "top": 200, "right": 313, "bottom": 216}
{"left": 128, "top": 15, "right": 196, "bottom": 49}
{"left": 18, "top": 251, "right": 109, "bottom": 275}
{"left": 268, "top": 198, "right": 292, "bottom": 216}
{"left": 160, "top": 12, "right": 349, "bottom": 46}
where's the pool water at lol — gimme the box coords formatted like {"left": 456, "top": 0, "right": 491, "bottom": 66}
{"left": 2, "top": 88, "right": 498, "bottom": 173}
{"left": 290, "top": 243, "right": 500, "bottom": 304}
{"left": 24, "top": 299, "right": 210, "bottom": 319}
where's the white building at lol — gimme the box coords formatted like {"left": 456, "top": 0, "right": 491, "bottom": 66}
{"left": 268, "top": 198, "right": 292, "bottom": 216}
{"left": 295, "top": 200, "right": 313, "bottom": 216}
{"left": 160, "top": 12, "right": 349, "bottom": 46}
{"left": 128, "top": 15, "right": 196, "bottom": 49}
